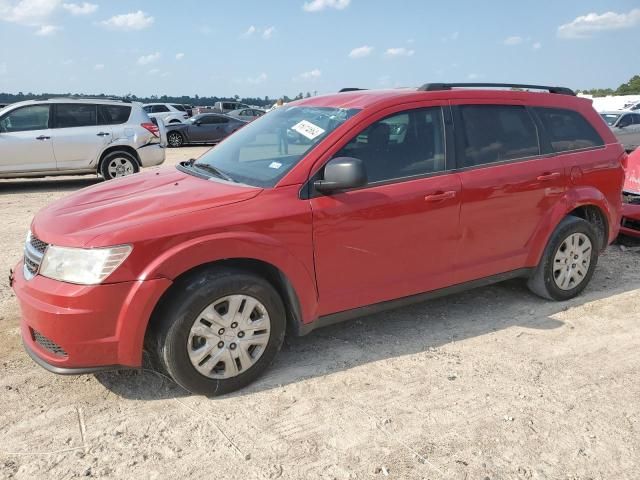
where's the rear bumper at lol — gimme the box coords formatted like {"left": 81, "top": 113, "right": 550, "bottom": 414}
{"left": 12, "top": 260, "right": 171, "bottom": 372}
{"left": 138, "top": 144, "right": 165, "bottom": 168}
{"left": 620, "top": 202, "right": 640, "bottom": 238}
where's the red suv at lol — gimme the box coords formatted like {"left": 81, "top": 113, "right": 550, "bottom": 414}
{"left": 12, "top": 83, "right": 626, "bottom": 395}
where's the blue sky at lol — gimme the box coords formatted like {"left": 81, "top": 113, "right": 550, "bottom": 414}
{"left": 0, "top": 0, "right": 639, "bottom": 98}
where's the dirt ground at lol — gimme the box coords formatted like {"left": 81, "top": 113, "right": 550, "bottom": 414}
{"left": 1, "top": 147, "right": 639, "bottom": 480}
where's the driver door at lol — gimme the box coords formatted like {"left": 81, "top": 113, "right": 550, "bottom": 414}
{"left": 0, "top": 104, "right": 56, "bottom": 173}
{"left": 310, "top": 104, "right": 462, "bottom": 316}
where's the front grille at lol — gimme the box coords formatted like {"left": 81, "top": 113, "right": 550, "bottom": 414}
{"left": 23, "top": 233, "right": 48, "bottom": 280}
{"left": 32, "top": 329, "right": 68, "bottom": 357}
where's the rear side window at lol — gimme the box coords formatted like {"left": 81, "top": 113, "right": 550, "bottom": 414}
{"left": 632, "top": 114, "right": 640, "bottom": 125}
{"left": 171, "top": 104, "right": 186, "bottom": 112}
{"left": 98, "top": 105, "right": 131, "bottom": 125}
{"left": 55, "top": 104, "right": 97, "bottom": 128}
{"left": 0, "top": 105, "right": 50, "bottom": 132}
{"left": 457, "top": 105, "right": 539, "bottom": 167}
{"left": 152, "top": 105, "right": 170, "bottom": 113}
{"left": 534, "top": 107, "right": 604, "bottom": 153}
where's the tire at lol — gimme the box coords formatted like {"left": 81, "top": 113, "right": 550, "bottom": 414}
{"left": 150, "top": 267, "right": 286, "bottom": 396}
{"left": 527, "top": 216, "right": 599, "bottom": 301}
{"left": 99, "top": 150, "right": 139, "bottom": 180}
{"left": 167, "top": 131, "right": 184, "bottom": 148}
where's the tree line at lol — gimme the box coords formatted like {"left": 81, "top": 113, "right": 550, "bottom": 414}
{"left": 0, "top": 91, "right": 318, "bottom": 107}
{"left": 578, "top": 75, "right": 640, "bottom": 97}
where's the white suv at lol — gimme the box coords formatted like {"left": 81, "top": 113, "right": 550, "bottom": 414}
{"left": 0, "top": 98, "right": 166, "bottom": 180}
{"left": 142, "top": 103, "right": 189, "bottom": 124}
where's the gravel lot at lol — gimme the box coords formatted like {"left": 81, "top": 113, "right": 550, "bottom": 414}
{"left": 1, "top": 147, "right": 639, "bottom": 480}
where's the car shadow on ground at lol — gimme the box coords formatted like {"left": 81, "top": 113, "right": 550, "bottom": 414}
{"left": 94, "top": 266, "right": 640, "bottom": 401}
{"left": 0, "top": 177, "right": 101, "bottom": 194}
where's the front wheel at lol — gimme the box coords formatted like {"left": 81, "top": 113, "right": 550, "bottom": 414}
{"left": 100, "top": 151, "right": 139, "bottom": 180}
{"left": 150, "top": 267, "right": 286, "bottom": 396}
{"left": 528, "top": 216, "right": 599, "bottom": 301}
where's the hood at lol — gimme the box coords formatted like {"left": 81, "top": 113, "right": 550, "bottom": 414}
{"left": 32, "top": 167, "right": 262, "bottom": 247}
{"left": 625, "top": 149, "right": 640, "bottom": 194}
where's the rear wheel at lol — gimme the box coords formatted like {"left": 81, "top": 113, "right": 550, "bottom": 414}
{"left": 528, "top": 216, "right": 599, "bottom": 300}
{"left": 100, "top": 151, "right": 139, "bottom": 180}
{"left": 150, "top": 268, "right": 286, "bottom": 396}
{"left": 167, "top": 131, "right": 184, "bottom": 148}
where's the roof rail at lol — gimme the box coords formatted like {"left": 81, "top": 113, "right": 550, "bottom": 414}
{"left": 45, "top": 96, "right": 132, "bottom": 103}
{"left": 418, "top": 83, "right": 576, "bottom": 96}
{"left": 338, "top": 88, "right": 367, "bottom": 93}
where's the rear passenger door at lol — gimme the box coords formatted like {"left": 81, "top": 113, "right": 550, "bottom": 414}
{"left": 51, "top": 103, "right": 110, "bottom": 171}
{"left": 452, "top": 102, "right": 567, "bottom": 283}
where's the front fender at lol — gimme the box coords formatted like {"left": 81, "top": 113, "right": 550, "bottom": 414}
{"left": 141, "top": 231, "right": 319, "bottom": 323}
{"left": 525, "top": 186, "right": 617, "bottom": 266}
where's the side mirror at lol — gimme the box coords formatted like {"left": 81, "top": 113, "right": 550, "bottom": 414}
{"left": 314, "top": 157, "right": 367, "bottom": 193}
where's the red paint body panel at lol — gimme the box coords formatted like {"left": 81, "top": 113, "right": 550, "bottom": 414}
{"left": 11, "top": 88, "right": 627, "bottom": 371}
{"left": 621, "top": 149, "right": 640, "bottom": 238}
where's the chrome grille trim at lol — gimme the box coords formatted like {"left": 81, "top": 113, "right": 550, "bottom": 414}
{"left": 23, "top": 233, "right": 48, "bottom": 280}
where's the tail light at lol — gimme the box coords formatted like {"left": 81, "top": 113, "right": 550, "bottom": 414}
{"left": 141, "top": 122, "right": 159, "bottom": 137}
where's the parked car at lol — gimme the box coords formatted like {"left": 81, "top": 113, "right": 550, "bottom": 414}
{"left": 12, "top": 83, "right": 625, "bottom": 396}
{"left": 165, "top": 113, "right": 246, "bottom": 147}
{"left": 142, "top": 103, "right": 188, "bottom": 124}
{"left": 0, "top": 103, "right": 10, "bottom": 110}
{"left": 0, "top": 98, "right": 165, "bottom": 180}
{"left": 601, "top": 110, "right": 640, "bottom": 152}
{"left": 621, "top": 148, "right": 640, "bottom": 238}
{"left": 623, "top": 101, "right": 640, "bottom": 111}
{"left": 214, "top": 101, "right": 250, "bottom": 113}
{"left": 227, "top": 108, "right": 266, "bottom": 122}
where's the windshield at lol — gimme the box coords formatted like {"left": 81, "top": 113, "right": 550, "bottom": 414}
{"left": 188, "top": 105, "right": 360, "bottom": 187}
{"left": 600, "top": 113, "right": 620, "bottom": 126}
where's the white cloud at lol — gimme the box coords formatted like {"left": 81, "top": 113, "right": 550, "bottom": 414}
{"left": 349, "top": 45, "right": 373, "bottom": 58}
{"left": 62, "top": 58, "right": 73, "bottom": 65}
{"left": 62, "top": 2, "right": 96, "bottom": 15}
{"left": 504, "top": 35, "right": 523, "bottom": 46}
{"left": 102, "top": 10, "right": 154, "bottom": 31}
{"left": 262, "top": 25, "right": 275, "bottom": 39}
{"left": 558, "top": 8, "right": 640, "bottom": 39}
{"left": 295, "top": 68, "right": 321, "bottom": 80}
{"left": 35, "top": 24, "right": 61, "bottom": 35}
{"left": 93, "top": 63, "right": 104, "bottom": 70}
{"left": 147, "top": 68, "right": 160, "bottom": 75}
{"left": 441, "top": 31, "right": 459, "bottom": 42}
{"left": 385, "top": 47, "right": 415, "bottom": 57}
{"left": 247, "top": 72, "right": 268, "bottom": 84}
{"left": 532, "top": 41, "right": 542, "bottom": 50}
{"left": 243, "top": 25, "right": 256, "bottom": 36}
{"left": 137, "top": 52, "right": 160, "bottom": 65}
{"left": 303, "top": 0, "right": 350, "bottom": 12}
{"left": 0, "top": 0, "right": 61, "bottom": 25}
{"left": 175, "top": 52, "right": 185, "bottom": 60}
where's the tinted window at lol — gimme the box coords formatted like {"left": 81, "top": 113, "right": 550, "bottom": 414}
{"left": 196, "top": 115, "right": 218, "bottom": 125}
{"left": 0, "top": 105, "right": 50, "bottom": 132}
{"left": 457, "top": 105, "right": 539, "bottom": 167}
{"left": 334, "top": 107, "right": 446, "bottom": 183}
{"left": 152, "top": 105, "right": 170, "bottom": 113}
{"left": 54, "top": 104, "right": 97, "bottom": 128}
{"left": 98, "top": 105, "right": 131, "bottom": 125}
{"left": 534, "top": 107, "right": 604, "bottom": 152}
{"left": 171, "top": 104, "right": 186, "bottom": 112}
{"left": 632, "top": 114, "right": 640, "bottom": 125}
{"left": 600, "top": 113, "right": 620, "bottom": 126}
{"left": 143, "top": 105, "right": 152, "bottom": 113}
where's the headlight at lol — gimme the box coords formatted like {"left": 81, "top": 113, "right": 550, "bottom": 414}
{"left": 39, "top": 245, "right": 132, "bottom": 285}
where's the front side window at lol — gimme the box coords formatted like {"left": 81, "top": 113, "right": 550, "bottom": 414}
{"left": 600, "top": 113, "right": 621, "bottom": 126}
{"left": 631, "top": 114, "right": 640, "bottom": 125}
{"left": 458, "top": 105, "right": 539, "bottom": 167}
{"left": 171, "top": 104, "right": 186, "bottom": 112}
{"left": 534, "top": 107, "right": 604, "bottom": 153}
{"left": 333, "top": 107, "right": 446, "bottom": 183}
{"left": 55, "top": 104, "right": 97, "bottom": 128}
{"left": 0, "top": 105, "right": 50, "bottom": 132}
{"left": 188, "top": 106, "right": 360, "bottom": 187}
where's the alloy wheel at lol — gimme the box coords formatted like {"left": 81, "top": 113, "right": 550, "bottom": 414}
{"left": 107, "top": 157, "right": 136, "bottom": 178}
{"left": 552, "top": 232, "right": 592, "bottom": 290}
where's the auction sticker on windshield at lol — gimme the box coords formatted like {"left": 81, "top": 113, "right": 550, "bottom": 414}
{"left": 291, "top": 120, "right": 325, "bottom": 140}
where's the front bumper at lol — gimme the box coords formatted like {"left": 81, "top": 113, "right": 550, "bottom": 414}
{"left": 12, "top": 261, "right": 171, "bottom": 372}
{"left": 138, "top": 143, "right": 166, "bottom": 168}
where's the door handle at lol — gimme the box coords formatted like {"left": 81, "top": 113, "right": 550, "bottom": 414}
{"left": 96, "top": 132, "right": 110, "bottom": 137}
{"left": 425, "top": 190, "right": 456, "bottom": 202}
{"left": 537, "top": 172, "right": 561, "bottom": 181}
{"left": 35, "top": 135, "right": 50, "bottom": 141}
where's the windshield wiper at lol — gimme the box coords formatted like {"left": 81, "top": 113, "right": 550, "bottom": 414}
{"left": 192, "top": 162, "right": 236, "bottom": 183}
